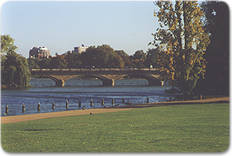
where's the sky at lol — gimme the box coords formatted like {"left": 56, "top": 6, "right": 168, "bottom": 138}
{"left": 0, "top": 1, "right": 158, "bottom": 57}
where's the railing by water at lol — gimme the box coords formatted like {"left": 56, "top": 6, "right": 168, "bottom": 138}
{"left": 3, "top": 97, "right": 152, "bottom": 116}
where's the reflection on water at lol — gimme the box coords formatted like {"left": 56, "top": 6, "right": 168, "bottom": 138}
{"left": 2, "top": 79, "right": 172, "bottom": 116}
{"left": 30, "top": 78, "right": 56, "bottom": 87}
{"left": 29, "top": 78, "right": 149, "bottom": 87}
{"left": 65, "top": 78, "right": 103, "bottom": 87}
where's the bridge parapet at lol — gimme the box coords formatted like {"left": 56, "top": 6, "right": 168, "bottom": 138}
{"left": 31, "top": 68, "right": 159, "bottom": 75}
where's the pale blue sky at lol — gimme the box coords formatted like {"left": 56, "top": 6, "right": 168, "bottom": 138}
{"left": 1, "top": 1, "right": 158, "bottom": 57}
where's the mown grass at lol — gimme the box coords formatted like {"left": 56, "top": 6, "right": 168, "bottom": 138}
{"left": 1, "top": 103, "right": 229, "bottom": 152}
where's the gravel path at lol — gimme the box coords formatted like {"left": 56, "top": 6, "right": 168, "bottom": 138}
{"left": 1, "top": 108, "right": 131, "bottom": 124}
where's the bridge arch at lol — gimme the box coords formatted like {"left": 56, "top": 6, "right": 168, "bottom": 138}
{"left": 64, "top": 75, "right": 102, "bottom": 86}
{"left": 79, "top": 74, "right": 115, "bottom": 86}
{"left": 32, "top": 74, "right": 114, "bottom": 87}
{"left": 31, "top": 75, "right": 64, "bottom": 87}
{"left": 126, "top": 74, "right": 162, "bottom": 86}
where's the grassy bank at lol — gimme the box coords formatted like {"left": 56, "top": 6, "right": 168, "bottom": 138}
{"left": 1, "top": 103, "right": 229, "bottom": 152}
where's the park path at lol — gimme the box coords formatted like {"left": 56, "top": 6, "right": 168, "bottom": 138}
{"left": 1, "top": 97, "right": 229, "bottom": 124}
{"left": 122, "top": 97, "right": 229, "bottom": 108}
{"left": 1, "top": 108, "right": 131, "bottom": 124}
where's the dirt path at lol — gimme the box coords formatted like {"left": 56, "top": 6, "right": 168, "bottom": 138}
{"left": 1, "top": 97, "right": 229, "bottom": 124}
{"left": 122, "top": 97, "right": 230, "bottom": 108}
{"left": 1, "top": 108, "right": 131, "bottom": 124}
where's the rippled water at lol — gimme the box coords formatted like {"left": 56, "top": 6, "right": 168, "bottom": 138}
{"left": 1, "top": 78, "right": 173, "bottom": 116}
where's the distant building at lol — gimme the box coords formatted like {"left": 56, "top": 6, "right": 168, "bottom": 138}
{"left": 29, "top": 46, "right": 51, "bottom": 59}
{"left": 73, "top": 44, "right": 88, "bottom": 54}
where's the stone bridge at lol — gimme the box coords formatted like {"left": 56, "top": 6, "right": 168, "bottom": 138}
{"left": 31, "top": 68, "right": 162, "bottom": 87}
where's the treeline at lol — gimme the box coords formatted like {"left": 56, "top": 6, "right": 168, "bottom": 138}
{"left": 28, "top": 45, "right": 159, "bottom": 69}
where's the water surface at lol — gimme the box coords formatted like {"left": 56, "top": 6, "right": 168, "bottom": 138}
{"left": 2, "top": 79, "right": 172, "bottom": 116}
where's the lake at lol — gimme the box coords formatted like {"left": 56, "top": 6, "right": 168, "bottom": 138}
{"left": 1, "top": 78, "right": 173, "bottom": 116}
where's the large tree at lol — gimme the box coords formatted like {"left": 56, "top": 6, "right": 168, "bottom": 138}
{"left": 199, "top": 2, "right": 229, "bottom": 95}
{"left": 151, "top": 1, "right": 210, "bottom": 96}
{"left": 2, "top": 51, "right": 31, "bottom": 88}
{"left": 1, "top": 35, "right": 31, "bottom": 88}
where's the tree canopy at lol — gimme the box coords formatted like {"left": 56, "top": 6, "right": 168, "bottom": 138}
{"left": 151, "top": 1, "right": 210, "bottom": 96}
{"left": 1, "top": 35, "right": 31, "bottom": 89}
{"left": 131, "top": 50, "right": 146, "bottom": 68}
{"left": 144, "top": 48, "right": 159, "bottom": 68}
{"left": 2, "top": 51, "right": 31, "bottom": 88}
{"left": 199, "top": 1, "right": 229, "bottom": 95}
{"left": 28, "top": 45, "right": 131, "bottom": 69}
{"left": 1, "top": 35, "right": 17, "bottom": 55}
{"left": 81, "top": 45, "right": 124, "bottom": 68}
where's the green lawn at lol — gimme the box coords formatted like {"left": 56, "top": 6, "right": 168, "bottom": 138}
{"left": 1, "top": 103, "right": 229, "bottom": 152}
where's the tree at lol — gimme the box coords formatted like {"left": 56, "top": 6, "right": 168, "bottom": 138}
{"left": 81, "top": 45, "right": 124, "bottom": 68}
{"left": 144, "top": 48, "right": 159, "bottom": 68}
{"left": 28, "top": 58, "right": 40, "bottom": 69}
{"left": 199, "top": 2, "right": 229, "bottom": 95}
{"left": 65, "top": 53, "right": 83, "bottom": 68}
{"left": 2, "top": 51, "right": 31, "bottom": 88}
{"left": 1, "top": 35, "right": 17, "bottom": 77}
{"left": 115, "top": 50, "right": 132, "bottom": 67}
{"left": 151, "top": 1, "right": 210, "bottom": 96}
{"left": 37, "top": 58, "right": 52, "bottom": 69}
{"left": 131, "top": 50, "right": 146, "bottom": 68}
{"left": 108, "top": 53, "right": 125, "bottom": 68}
{"left": 50, "top": 56, "right": 67, "bottom": 69}
{"left": 1, "top": 35, "right": 17, "bottom": 54}
{"left": 1, "top": 35, "right": 31, "bottom": 88}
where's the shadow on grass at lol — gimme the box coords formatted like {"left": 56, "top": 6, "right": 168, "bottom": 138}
{"left": 23, "top": 128, "right": 64, "bottom": 132}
